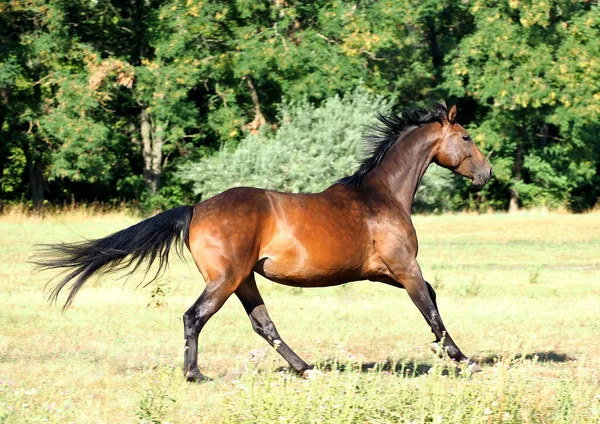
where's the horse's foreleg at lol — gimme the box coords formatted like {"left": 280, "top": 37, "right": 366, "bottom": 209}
{"left": 235, "top": 276, "right": 310, "bottom": 374}
{"left": 384, "top": 278, "right": 446, "bottom": 346}
{"left": 183, "top": 281, "right": 238, "bottom": 382}
{"left": 422, "top": 280, "right": 469, "bottom": 361}
{"left": 384, "top": 259, "right": 469, "bottom": 363}
{"left": 404, "top": 277, "right": 468, "bottom": 363}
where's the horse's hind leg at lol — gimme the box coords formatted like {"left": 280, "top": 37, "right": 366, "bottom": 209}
{"left": 183, "top": 275, "right": 245, "bottom": 382}
{"left": 235, "top": 275, "right": 310, "bottom": 374}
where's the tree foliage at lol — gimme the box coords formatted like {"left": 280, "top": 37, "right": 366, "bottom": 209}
{"left": 444, "top": 0, "right": 600, "bottom": 211}
{"left": 0, "top": 0, "right": 598, "bottom": 212}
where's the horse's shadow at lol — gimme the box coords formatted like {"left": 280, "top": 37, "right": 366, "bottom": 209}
{"left": 321, "top": 359, "right": 437, "bottom": 377}
{"left": 278, "top": 359, "right": 450, "bottom": 378}
{"left": 474, "top": 350, "right": 575, "bottom": 366}
{"left": 277, "top": 350, "right": 575, "bottom": 378}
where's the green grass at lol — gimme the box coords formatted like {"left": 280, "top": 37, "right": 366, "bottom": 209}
{"left": 1, "top": 211, "right": 599, "bottom": 423}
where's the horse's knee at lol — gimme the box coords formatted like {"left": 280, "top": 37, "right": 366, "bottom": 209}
{"left": 183, "top": 306, "right": 194, "bottom": 324}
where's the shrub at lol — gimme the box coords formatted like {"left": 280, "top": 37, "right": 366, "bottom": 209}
{"left": 178, "top": 89, "right": 458, "bottom": 212}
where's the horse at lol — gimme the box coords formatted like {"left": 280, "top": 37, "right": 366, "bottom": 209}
{"left": 35, "top": 103, "right": 492, "bottom": 381}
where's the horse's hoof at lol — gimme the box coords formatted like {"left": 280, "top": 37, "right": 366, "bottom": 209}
{"left": 301, "top": 368, "right": 323, "bottom": 380}
{"left": 465, "top": 361, "right": 482, "bottom": 374}
{"left": 186, "top": 372, "right": 213, "bottom": 383}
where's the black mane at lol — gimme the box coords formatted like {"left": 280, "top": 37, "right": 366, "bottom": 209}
{"left": 336, "top": 103, "right": 448, "bottom": 188}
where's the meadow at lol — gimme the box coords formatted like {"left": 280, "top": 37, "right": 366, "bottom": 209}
{"left": 1, "top": 210, "right": 599, "bottom": 423}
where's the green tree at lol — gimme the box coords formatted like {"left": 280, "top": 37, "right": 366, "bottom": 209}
{"left": 42, "top": 0, "right": 203, "bottom": 197}
{"left": 0, "top": 1, "right": 63, "bottom": 210}
{"left": 2, "top": 0, "right": 597, "bottom": 213}
{"left": 0, "top": 1, "right": 137, "bottom": 207}
{"left": 445, "top": 0, "right": 600, "bottom": 211}
{"left": 160, "top": 0, "right": 467, "bottom": 139}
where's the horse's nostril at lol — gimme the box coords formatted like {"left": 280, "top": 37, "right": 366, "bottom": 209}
{"left": 489, "top": 168, "right": 493, "bottom": 179}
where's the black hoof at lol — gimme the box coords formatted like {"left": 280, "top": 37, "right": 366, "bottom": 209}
{"left": 299, "top": 364, "right": 314, "bottom": 373}
{"left": 301, "top": 366, "right": 323, "bottom": 380}
{"left": 186, "top": 371, "right": 213, "bottom": 383}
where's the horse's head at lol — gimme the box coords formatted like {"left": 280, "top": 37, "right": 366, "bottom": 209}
{"left": 433, "top": 104, "right": 492, "bottom": 187}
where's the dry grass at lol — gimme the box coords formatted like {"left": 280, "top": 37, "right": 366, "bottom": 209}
{"left": 1, "top": 211, "right": 599, "bottom": 423}
{"left": 0, "top": 203, "right": 138, "bottom": 224}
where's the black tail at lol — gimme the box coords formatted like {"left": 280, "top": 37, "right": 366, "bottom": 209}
{"left": 33, "top": 205, "right": 194, "bottom": 309}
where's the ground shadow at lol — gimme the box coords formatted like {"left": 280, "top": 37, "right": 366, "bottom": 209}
{"left": 277, "top": 358, "right": 464, "bottom": 378}
{"left": 322, "top": 359, "right": 438, "bottom": 377}
{"left": 473, "top": 350, "right": 575, "bottom": 366}
{"left": 275, "top": 350, "right": 575, "bottom": 378}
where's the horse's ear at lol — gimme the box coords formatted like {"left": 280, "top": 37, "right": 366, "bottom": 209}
{"left": 440, "top": 100, "right": 447, "bottom": 109}
{"left": 448, "top": 104, "right": 457, "bottom": 122}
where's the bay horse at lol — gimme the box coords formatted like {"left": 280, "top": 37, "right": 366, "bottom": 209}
{"left": 36, "top": 103, "right": 492, "bottom": 381}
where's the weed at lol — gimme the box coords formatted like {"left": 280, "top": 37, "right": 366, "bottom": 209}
{"left": 433, "top": 272, "right": 445, "bottom": 291}
{"left": 222, "top": 356, "right": 593, "bottom": 424}
{"left": 456, "top": 275, "right": 481, "bottom": 297}
{"left": 136, "top": 363, "right": 177, "bottom": 424}
{"left": 147, "top": 284, "right": 170, "bottom": 308}
{"left": 528, "top": 267, "right": 542, "bottom": 284}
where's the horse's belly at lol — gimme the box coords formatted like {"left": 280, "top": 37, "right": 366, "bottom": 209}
{"left": 257, "top": 261, "right": 360, "bottom": 287}
{"left": 256, "top": 244, "right": 366, "bottom": 287}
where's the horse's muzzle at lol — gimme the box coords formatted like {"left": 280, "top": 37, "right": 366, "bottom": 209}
{"left": 473, "top": 167, "right": 493, "bottom": 187}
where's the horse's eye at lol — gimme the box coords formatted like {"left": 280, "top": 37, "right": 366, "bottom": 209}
{"left": 462, "top": 135, "right": 472, "bottom": 142}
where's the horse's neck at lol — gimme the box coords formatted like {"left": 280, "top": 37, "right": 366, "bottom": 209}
{"left": 363, "top": 126, "right": 438, "bottom": 214}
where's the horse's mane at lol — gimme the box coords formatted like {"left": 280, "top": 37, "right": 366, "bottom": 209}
{"left": 336, "top": 103, "right": 448, "bottom": 188}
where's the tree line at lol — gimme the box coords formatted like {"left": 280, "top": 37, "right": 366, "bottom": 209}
{"left": 1, "top": 0, "right": 598, "bottom": 212}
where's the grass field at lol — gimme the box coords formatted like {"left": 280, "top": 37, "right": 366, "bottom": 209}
{"left": 1, "top": 210, "right": 599, "bottom": 423}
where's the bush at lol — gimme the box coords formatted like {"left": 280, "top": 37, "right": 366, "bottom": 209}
{"left": 178, "top": 89, "right": 458, "bottom": 212}
{"left": 414, "top": 164, "right": 457, "bottom": 214}
{"left": 178, "top": 89, "right": 390, "bottom": 197}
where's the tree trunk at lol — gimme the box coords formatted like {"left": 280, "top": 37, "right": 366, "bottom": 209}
{"left": 0, "top": 113, "right": 5, "bottom": 214}
{"left": 152, "top": 124, "right": 164, "bottom": 192}
{"left": 23, "top": 140, "right": 44, "bottom": 213}
{"left": 509, "top": 140, "right": 523, "bottom": 213}
{"left": 0, "top": 149, "right": 4, "bottom": 215}
{"left": 25, "top": 80, "right": 45, "bottom": 212}
{"left": 140, "top": 106, "right": 162, "bottom": 194}
{"left": 30, "top": 156, "right": 44, "bottom": 212}
{"left": 425, "top": 16, "right": 442, "bottom": 82}
{"left": 244, "top": 75, "right": 266, "bottom": 133}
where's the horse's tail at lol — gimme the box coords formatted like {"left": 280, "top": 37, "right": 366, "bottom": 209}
{"left": 33, "top": 205, "right": 194, "bottom": 310}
